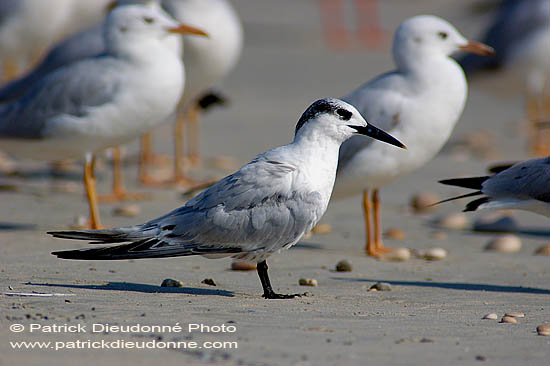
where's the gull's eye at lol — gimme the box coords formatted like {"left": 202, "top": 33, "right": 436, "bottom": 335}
{"left": 336, "top": 108, "right": 352, "bottom": 121}
{"left": 438, "top": 31, "right": 448, "bottom": 40}
{"left": 143, "top": 17, "right": 155, "bottom": 24}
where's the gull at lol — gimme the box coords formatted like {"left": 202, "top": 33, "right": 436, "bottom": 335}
{"left": 0, "top": 0, "right": 73, "bottom": 80}
{"left": 48, "top": 98, "right": 406, "bottom": 299}
{"left": 0, "top": 3, "right": 207, "bottom": 228}
{"left": 438, "top": 157, "right": 550, "bottom": 217}
{"left": 331, "top": 15, "right": 494, "bottom": 257}
{"left": 458, "top": 0, "right": 550, "bottom": 156}
{"left": 62, "top": 0, "right": 114, "bottom": 34}
{"left": 0, "top": 0, "right": 112, "bottom": 81}
{"left": 0, "top": 1, "right": 178, "bottom": 201}
{"left": 166, "top": 0, "right": 244, "bottom": 170}
{"left": 127, "top": 0, "right": 244, "bottom": 185}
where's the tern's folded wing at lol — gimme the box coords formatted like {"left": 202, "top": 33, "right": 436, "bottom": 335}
{"left": 51, "top": 157, "right": 324, "bottom": 259}
{"left": 483, "top": 157, "right": 550, "bottom": 203}
{"left": 148, "top": 157, "right": 322, "bottom": 251}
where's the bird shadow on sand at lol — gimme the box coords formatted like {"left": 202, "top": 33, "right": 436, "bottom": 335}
{"left": 331, "top": 278, "right": 550, "bottom": 295}
{"left": 27, "top": 281, "right": 234, "bottom": 297}
{"left": 293, "top": 241, "right": 325, "bottom": 250}
{"left": 469, "top": 229, "right": 550, "bottom": 238}
{"left": 0, "top": 222, "right": 37, "bottom": 231}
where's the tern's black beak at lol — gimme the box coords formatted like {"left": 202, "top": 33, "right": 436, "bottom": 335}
{"left": 348, "top": 124, "right": 407, "bottom": 149}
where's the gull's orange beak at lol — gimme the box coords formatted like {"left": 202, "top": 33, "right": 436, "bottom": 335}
{"left": 460, "top": 41, "right": 495, "bottom": 56}
{"left": 168, "top": 24, "right": 209, "bottom": 37}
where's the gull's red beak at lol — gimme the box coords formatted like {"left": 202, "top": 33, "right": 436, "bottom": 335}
{"left": 460, "top": 41, "right": 495, "bottom": 56}
{"left": 167, "top": 24, "right": 209, "bottom": 37}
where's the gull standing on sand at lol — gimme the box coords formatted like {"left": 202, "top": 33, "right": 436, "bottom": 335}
{"left": 132, "top": 0, "right": 244, "bottom": 185}
{"left": 331, "top": 15, "right": 494, "bottom": 257}
{"left": 168, "top": 0, "right": 244, "bottom": 168}
{"left": 0, "top": 1, "right": 184, "bottom": 202}
{"left": 0, "top": 0, "right": 113, "bottom": 81}
{"left": 49, "top": 98, "right": 406, "bottom": 299}
{"left": 0, "top": 0, "right": 73, "bottom": 80}
{"left": 0, "top": 3, "right": 208, "bottom": 228}
{"left": 458, "top": 0, "right": 550, "bottom": 156}
{"left": 438, "top": 157, "right": 550, "bottom": 217}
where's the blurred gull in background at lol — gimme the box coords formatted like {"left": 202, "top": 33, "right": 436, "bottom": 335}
{"left": 458, "top": 0, "right": 550, "bottom": 156}
{"left": 0, "top": 0, "right": 112, "bottom": 81}
{"left": 0, "top": 3, "right": 207, "bottom": 228}
{"left": 331, "top": 15, "right": 494, "bottom": 257}
{"left": 139, "top": 0, "right": 244, "bottom": 186}
{"left": 0, "top": 0, "right": 74, "bottom": 80}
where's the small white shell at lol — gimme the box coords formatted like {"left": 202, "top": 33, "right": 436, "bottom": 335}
{"left": 485, "top": 234, "right": 522, "bottom": 253}
{"left": 299, "top": 278, "right": 318, "bottom": 287}
{"left": 434, "top": 213, "right": 469, "bottom": 230}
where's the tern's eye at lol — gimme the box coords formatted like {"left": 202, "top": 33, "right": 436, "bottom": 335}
{"left": 336, "top": 108, "right": 352, "bottom": 120}
{"left": 143, "top": 17, "right": 155, "bottom": 24}
{"left": 438, "top": 31, "right": 448, "bottom": 40}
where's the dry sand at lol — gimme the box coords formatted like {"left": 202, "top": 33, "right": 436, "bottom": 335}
{"left": 1, "top": 1, "right": 549, "bottom": 365}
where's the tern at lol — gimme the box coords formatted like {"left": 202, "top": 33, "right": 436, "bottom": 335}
{"left": 438, "top": 157, "right": 550, "bottom": 217}
{"left": 49, "top": 98, "right": 405, "bottom": 299}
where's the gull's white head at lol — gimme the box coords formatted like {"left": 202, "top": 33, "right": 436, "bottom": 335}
{"left": 104, "top": 3, "right": 207, "bottom": 56}
{"left": 393, "top": 15, "right": 494, "bottom": 70}
{"left": 294, "top": 98, "right": 406, "bottom": 149}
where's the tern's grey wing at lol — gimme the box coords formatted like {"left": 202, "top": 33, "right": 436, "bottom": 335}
{"left": 338, "top": 72, "right": 405, "bottom": 174}
{"left": 0, "top": 56, "right": 121, "bottom": 139}
{"left": 459, "top": 0, "right": 550, "bottom": 73}
{"left": 0, "top": 24, "right": 105, "bottom": 102}
{"left": 147, "top": 157, "right": 322, "bottom": 251}
{"left": 51, "top": 156, "right": 323, "bottom": 259}
{"left": 483, "top": 157, "right": 550, "bottom": 202}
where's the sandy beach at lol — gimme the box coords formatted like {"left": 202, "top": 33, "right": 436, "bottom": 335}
{"left": 1, "top": 1, "right": 549, "bottom": 365}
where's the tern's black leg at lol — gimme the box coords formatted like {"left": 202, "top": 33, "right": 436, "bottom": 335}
{"left": 257, "top": 260, "right": 302, "bottom": 299}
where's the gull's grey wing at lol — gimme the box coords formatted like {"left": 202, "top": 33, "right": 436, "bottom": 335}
{"left": 0, "top": 0, "right": 21, "bottom": 26}
{"left": 483, "top": 157, "right": 550, "bottom": 202}
{"left": 0, "top": 56, "right": 121, "bottom": 139}
{"left": 0, "top": 24, "right": 105, "bottom": 102}
{"left": 338, "top": 71, "right": 405, "bottom": 173}
{"left": 459, "top": 0, "right": 550, "bottom": 73}
{"left": 51, "top": 157, "right": 324, "bottom": 259}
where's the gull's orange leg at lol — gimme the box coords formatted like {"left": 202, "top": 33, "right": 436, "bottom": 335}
{"left": 99, "top": 147, "right": 150, "bottom": 202}
{"left": 138, "top": 134, "right": 152, "bottom": 185}
{"left": 372, "top": 189, "right": 394, "bottom": 254}
{"left": 84, "top": 154, "right": 102, "bottom": 229}
{"left": 2, "top": 58, "right": 19, "bottom": 82}
{"left": 526, "top": 85, "right": 550, "bottom": 157}
{"left": 139, "top": 132, "right": 172, "bottom": 169}
{"left": 140, "top": 133, "right": 153, "bottom": 166}
{"left": 363, "top": 189, "right": 374, "bottom": 256}
{"left": 173, "top": 111, "right": 196, "bottom": 186}
{"left": 139, "top": 133, "right": 172, "bottom": 187}
{"left": 533, "top": 85, "right": 550, "bottom": 156}
{"left": 187, "top": 105, "right": 201, "bottom": 166}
